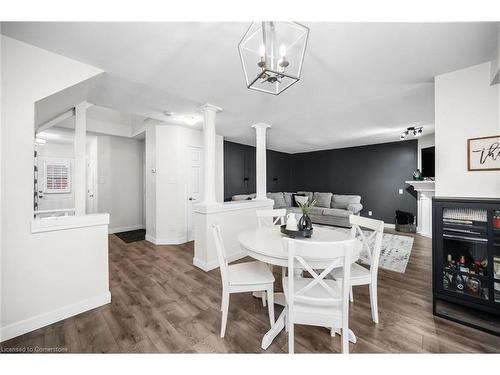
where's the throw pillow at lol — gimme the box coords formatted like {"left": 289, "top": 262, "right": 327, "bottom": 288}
{"left": 283, "top": 192, "right": 293, "bottom": 207}
{"left": 313, "top": 192, "right": 333, "bottom": 208}
{"left": 296, "top": 191, "right": 313, "bottom": 203}
{"left": 267, "top": 192, "right": 287, "bottom": 208}
{"left": 294, "top": 195, "right": 309, "bottom": 206}
{"left": 291, "top": 193, "right": 306, "bottom": 207}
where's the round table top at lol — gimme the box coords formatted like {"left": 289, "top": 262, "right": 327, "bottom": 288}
{"left": 238, "top": 226, "right": 361, "bottom": 268}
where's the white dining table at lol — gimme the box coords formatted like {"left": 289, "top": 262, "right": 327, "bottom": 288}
{"left": 238, "top": 225, "right": 362, "bottom": 350}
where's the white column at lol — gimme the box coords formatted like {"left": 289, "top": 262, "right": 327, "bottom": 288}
{"left": 251, "top": 123, "right": 271, "bottom": 200}
{"left": 74, "top": 102, "right": 93, "bottom": 215}
{"left": 200, "top": 103, "right": 223, "bottom": 205}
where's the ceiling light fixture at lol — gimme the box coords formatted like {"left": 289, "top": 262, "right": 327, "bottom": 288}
{"left": 238, "top": 21, "right": 309, "bottom": 95}
{"left": 184, "top": 115, "right": 199, "bottom": 126}
{"left": 401, "top": 126, "right": 423, "bottom": 140}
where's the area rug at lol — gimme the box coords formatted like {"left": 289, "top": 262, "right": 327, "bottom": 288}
{"left": 317, "top": 225, "right": 414, "bottom": 273}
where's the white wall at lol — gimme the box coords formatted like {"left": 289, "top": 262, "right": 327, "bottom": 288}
{"left": 417, "top": 133, "right": 435, "bottom": 171}
{"left": 144, "top": 123, "right": 224, "bottom": 245}
{"left": 97, "top": 135, "right": 144, "bottom": 233}
{"left": 1, "top": 36, "right": 108, "bottom": 340}
{"left": 435, "top": 62, "right": 500, "bottom": 198}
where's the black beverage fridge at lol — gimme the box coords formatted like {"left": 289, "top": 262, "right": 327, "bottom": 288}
{"left": 433, "top": 197, "right": 500, "bottom": 335}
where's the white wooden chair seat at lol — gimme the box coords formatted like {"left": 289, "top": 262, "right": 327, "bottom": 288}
{"left": 228, "top": 261, "right": 275, "bottom": 286}
{"left": 330, "top": 263, "right": 370, "bottom": 285}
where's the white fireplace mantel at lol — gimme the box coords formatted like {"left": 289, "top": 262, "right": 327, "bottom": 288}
{"left": 405, "top": 180, "right": 435, "bottom": 238}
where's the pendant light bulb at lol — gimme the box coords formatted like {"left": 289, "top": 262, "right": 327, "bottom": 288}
{"left": 259, "top": 44, "right": 266, "bottom": 58}
{"left": 279, "top": 44, "right": 287, "bottom": 57}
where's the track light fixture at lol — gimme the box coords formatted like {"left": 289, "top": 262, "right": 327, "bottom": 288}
{"left": 401, "top": 126, "right": 423, "bottom": 140}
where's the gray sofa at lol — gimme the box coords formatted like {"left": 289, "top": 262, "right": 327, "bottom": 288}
{"left": 266, "top": 191, "right": 363, "bottom": 228}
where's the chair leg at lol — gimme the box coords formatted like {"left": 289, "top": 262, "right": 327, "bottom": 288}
{"left": 330, "top": 328, "right": 335, "bottom": 337}
{"left": 220, "top": 291, "right": 230, "bottom": 337}
{"left": 261, "top": 292, "right": 267, "bottom": 307}
{"left": 369, "top": 283, "right": 379, "bottom": 324}
{"left": 267, "top": 287, "right": 275, "bottom": 327}
{"left": 287, "top": 307, "right": 294, "bottom": 354}
{"left": 349, "top": 286, "right": 354, "bottom": 303}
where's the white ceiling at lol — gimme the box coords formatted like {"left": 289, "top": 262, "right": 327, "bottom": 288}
{"left": 3, "top": 22, "right": 498, "bottom": 153}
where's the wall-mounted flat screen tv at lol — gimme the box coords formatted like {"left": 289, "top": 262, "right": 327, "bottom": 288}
{"left": 421, "top": 146, "right": 435, "bottom": 178}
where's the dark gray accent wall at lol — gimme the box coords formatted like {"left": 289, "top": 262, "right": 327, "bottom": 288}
{"left": 290, "top": 140, "right": 417, "bottom": 223}
{"left": 223, "top": 141, "right": 292, "bottom": 201}
{"left": 224, "top": 141, "right": 255, "bottom": 200}
{"left": 223, "top": 139, "right": 417, "bottom": 223}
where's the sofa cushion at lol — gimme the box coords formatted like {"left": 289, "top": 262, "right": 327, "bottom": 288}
{"left": 287, "top": 206, "right": 323, "bottom": 216}
{"left": 267, "top": 192, "right": 287, "bottom": 208}
{"left": 232, "top": 194, "right": 252, "bottom": 201}
{"left": 313, "top": 192, "right": 333, "bottom": 208}
{"left": 331, "top": 194, "right": 361, "bottom": 209}
{"left": 322, "top": 208, "right": 353, "bottom": 218}
{"left": 283, "top": 192, "right": 293, "bottom": 207}
{"left": 308, "top": 207, "right": 325, "bottom": 216}
{"left": 297, "top": 191, "right": 313, "bottom": 203}
{"left": 287, "top": 207, "right": 302, "bottom": 215}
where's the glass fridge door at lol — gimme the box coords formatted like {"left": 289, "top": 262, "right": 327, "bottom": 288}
{"left": 441, "top": 207, "right": 489, "bottom": 300}
{"left": 492, "top": 209, "right": 500, "bottom": 303}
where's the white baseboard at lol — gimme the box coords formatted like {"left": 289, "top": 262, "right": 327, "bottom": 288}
{"left": 193, "top": 251, "right": 246, "bottom": 272}
{"left": 108, "top": 225, "right": 144, "bottom": 234}
{"left": 145, "top": 234, "right": 187, "bottom": 245}
{"left": 0, "top": 291, "right": 111, "bottom": 342}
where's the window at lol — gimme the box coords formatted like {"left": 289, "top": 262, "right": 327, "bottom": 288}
{"left": 44, "top": 161, "right": 71, "bottom": 193}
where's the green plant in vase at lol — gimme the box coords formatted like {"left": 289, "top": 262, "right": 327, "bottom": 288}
{"left": 297, "top": 199, "right": 316, "bottom": 231}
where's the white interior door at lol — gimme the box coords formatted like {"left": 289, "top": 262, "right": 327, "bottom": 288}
{"left": 187, "top": 147, "right": 203, "bottom": 241}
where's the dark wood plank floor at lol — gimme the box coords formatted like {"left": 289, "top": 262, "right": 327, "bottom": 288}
{"left": 2, "top": 229, "right": 500, "bottom": 353}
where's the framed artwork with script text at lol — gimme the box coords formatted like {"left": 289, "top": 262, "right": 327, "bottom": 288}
{"left": 467, "top": 135, "right": 500, "bottom": 171}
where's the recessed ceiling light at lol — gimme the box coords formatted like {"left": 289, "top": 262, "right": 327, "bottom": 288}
{"left": 184, "top": 115, "right": 200, "bottom": 126}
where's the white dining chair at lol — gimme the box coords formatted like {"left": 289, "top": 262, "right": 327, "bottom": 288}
{"left": 255, "top": 208, "right": 287, "bottom": 306}
{"left": 282, "top": 236, "right": 356, "bottom": 354}
{"left": 329, "top": 215, "right": 384, "bottom": 323}
{"left": 256, "top": 208, "right": 287, "bottom": 227}
{"left": 211, "top": 224, "right": 275, "bottom": 337}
